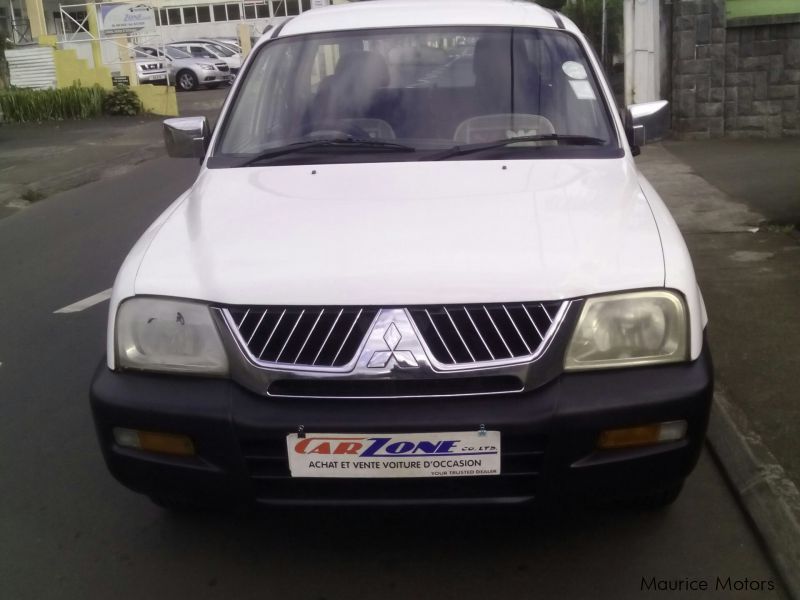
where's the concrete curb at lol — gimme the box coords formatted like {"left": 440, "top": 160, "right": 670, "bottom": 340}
{"left": 706, "top": 387, "right": 800, "bottom": 600}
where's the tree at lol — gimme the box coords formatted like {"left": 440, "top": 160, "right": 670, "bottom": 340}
{"left": 536, "top": 0, "right": 568, "bottom": 9}
{"left": 562, "top": 0, "right": 623, "bottom": 71}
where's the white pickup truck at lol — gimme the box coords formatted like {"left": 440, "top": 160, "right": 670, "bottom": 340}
{"left": 91, "top": 0, "right": 712, "bottom": 511}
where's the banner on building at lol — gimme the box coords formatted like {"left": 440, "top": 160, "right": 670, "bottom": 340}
{"left": 98, "top": 3, "right": 156, "bottom": 36}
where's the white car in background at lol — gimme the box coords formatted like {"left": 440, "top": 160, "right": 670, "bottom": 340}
{"left": 169, "top": 40, "right": 242, "bottom": 75}
{"left": 134, "top": 57, "right": 167, "bottom": 85}
{"left": 135, "top": 45, "right": 231, "bottom": 91}
{"left": 93, "top": 0, "right": 712, "bottom": 512}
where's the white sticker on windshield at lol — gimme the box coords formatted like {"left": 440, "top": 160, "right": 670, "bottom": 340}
{"left": 562, "top": 61, "right": 588, "bottom": 80}
{"left": 569, "top": 80, "right": 596, "bottom": 100}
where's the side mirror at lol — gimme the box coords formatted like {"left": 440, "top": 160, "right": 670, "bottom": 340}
{"left": 163, "top": 117, "right": 211, "bottom": 159}
{"left": 624, "top": 100, "right": 670, "bottom": 156}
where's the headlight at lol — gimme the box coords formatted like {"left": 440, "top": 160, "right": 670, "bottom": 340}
{"left": 564, "top": 290, "right": 688, "bottom": 371}
{"left": 116, "top": 297, "right": 228, "bottom": 375}
{"left": 200, "top": 64, "right": 215, "bottom": 71}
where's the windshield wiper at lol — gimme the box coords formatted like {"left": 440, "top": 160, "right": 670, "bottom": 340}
{"left": 427, "top": 134, "right": 608, "bottom": 161}
{"left": 237, "top": 138, "right": 416, "bottom": 166}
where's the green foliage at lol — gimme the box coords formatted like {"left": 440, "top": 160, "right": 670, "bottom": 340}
{"left": 102, "top": 85, "right": 143, "bottom": 116}
{"left": 0, "top": 84, "right": 105, "bottom": 122}
{"left": 562, "top": 0, "right": 624, "bottom": 68}
{"left": 536, "top": 0, "right": 567, "bottom": 9}
{"left": 0, "top": 83, "right": 145, "bottom": 122}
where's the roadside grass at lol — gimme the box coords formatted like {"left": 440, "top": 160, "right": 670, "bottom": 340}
{"left": 0, "top": 84, "right": 144, "bottom": 123}
{"left": 0, "top": 85, "right": 105, "bottom": 122}
{"left": 758, "top": 222, "right": 797, "bottom": 234}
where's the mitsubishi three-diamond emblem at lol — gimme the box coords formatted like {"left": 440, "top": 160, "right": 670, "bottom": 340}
{"left": 367, "top": 322, "right": 419, "bottom": 368}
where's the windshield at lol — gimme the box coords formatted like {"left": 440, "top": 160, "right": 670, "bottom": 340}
{"left": 134, "top": 46, "right": 159, "bottom": 58}
{"left": 166, "top": 46, "right": 191, "bottom": 60}
{"left": 178, "top": 45, "right": 216, "bottom": 59}
{"left": 207, "top": 42, "right": 235, "bottom": 57}
{"left": 214, "top": 27, "right": 619, "bottom": 165}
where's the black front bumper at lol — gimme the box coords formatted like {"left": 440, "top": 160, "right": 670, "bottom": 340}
{"left": 90, "top": 343, "right": 713, "bottom": 507}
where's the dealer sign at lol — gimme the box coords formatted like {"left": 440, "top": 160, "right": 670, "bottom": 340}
{"left": 287, "top": 431, "right": 501, "bottom": 478}
{"left": 99, "top": 3, "right": 156, "bottom": 36}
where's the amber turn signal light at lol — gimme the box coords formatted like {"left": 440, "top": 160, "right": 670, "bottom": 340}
{"left": 113, "top": 427, "right": 195, "bottom": 456}
{"left": 598, "top": 420, "right": 687, "bottom": 449}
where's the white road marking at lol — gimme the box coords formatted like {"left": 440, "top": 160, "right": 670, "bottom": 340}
{"left": 54, "top": 288, "right": 112, "bottom": 314}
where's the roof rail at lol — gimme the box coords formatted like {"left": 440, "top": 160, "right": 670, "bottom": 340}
{"left": 547, "top": 8, "right": 565, "bottom": 29}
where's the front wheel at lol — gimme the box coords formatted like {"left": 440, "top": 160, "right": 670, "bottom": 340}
{"left": 176, "top": 70, "right": 198, "bottom": 92}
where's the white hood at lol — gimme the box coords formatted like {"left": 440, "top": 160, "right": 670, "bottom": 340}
{"left": 134, "top": 159, "right": 664, "bottom": 305}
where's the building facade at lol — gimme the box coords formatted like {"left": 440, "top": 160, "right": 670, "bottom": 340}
{"left": 49, "top": 0, "right": 307, "bottom": 43}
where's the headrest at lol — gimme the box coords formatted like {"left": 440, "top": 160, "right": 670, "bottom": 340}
{"left": 473, "top": 36, "right": 511, "bottom": 80}
{"left": 335, "top": 50, "right": 390, "bottom": 88}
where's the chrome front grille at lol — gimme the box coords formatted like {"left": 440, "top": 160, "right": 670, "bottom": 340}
{"left": 224, "top": 301, "right": 567, "bottom": 373}
{"left": 226, "top": 306, "right": 379, "bottom": 368}
{"left": 407, "top": 302, "right": 564, "bottom": 366}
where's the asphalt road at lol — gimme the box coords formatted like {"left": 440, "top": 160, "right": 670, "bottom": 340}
{"left": 0, "top": 151, "right": 790, "bottom": 599}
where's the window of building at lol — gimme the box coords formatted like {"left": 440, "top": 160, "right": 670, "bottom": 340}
{"left": 286, "top": 0, "right": 299, "bottom": 16}
{"left": 197, "top": 5, "right": 211, "bottom": 22}
{"left": 271, "top": 0, "right": 286, "bottom": 17}
{"left": 157, "top": 8, "right": 167, "bottom": 25}
{"left": 227, "top": 3, "right": 241, "bottom": 20}
{"left": 56, "top": 9, "right": 88, "bottom": 33}
{"left": 213, "top": 4, "right": 227, "bottom": 21}
{"left": 182, "top": 6, "right": 197, "bottom": 23}
{"left": 166, "top": 7, "right": 181, "bottom": 24}
{"left": 256, "top": 4, "right": 269, "bottom": 18}
{"left": 300, "top": 0, "right": 310, "bottom": 12}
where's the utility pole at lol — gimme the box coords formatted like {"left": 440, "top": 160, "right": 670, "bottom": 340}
{"left": 601, "top": 0, "right": 607, "bottom": 67}
{"left": 623, "top": 0, "right": 660, "bottom": 105}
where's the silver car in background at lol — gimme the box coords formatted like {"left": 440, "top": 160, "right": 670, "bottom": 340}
{"left": 169, "top": 41, "right": 242, "bottom": 75}
{"left": 135, "top": 46, "right": 232, "bottom": 91}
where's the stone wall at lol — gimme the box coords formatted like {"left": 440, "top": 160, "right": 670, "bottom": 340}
{"left": 671, "top": 0, "right": 727, "bottom": 138}
{"left": 724, "top": 22, "right": 800, "bottom": 137}
{"left": 670, "top": 0, "right": 800, "bottom": 138}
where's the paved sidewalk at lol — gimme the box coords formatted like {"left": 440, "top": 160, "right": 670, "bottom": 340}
{"left": 664, "top": 138, "right": 800, "bottom": 227}
{"left": 637, "top": 142, "right": 800, "bottom": 595}
{"left": 638, "top": 142, "right": 800, "bottom": 486}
